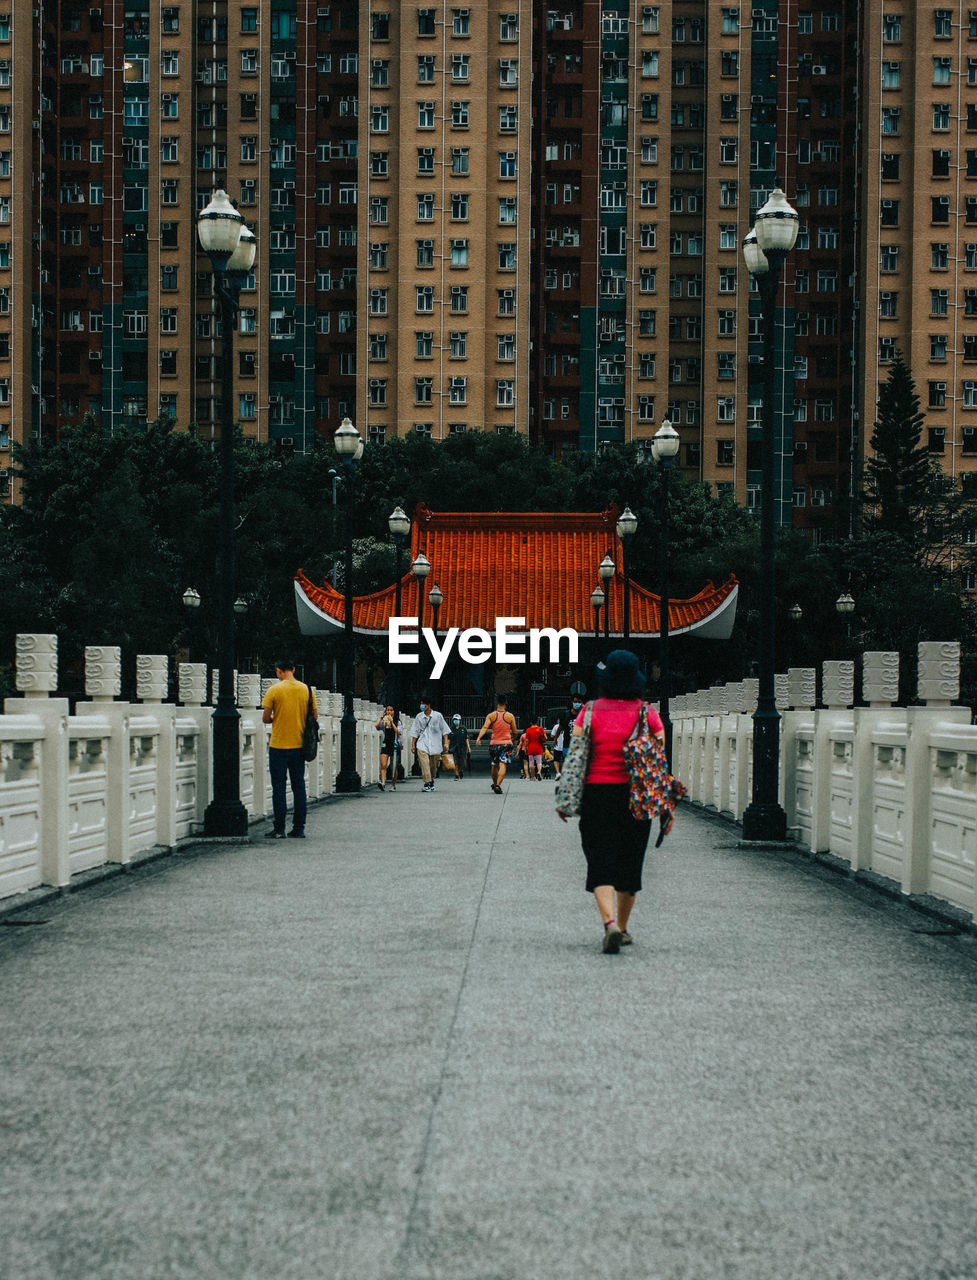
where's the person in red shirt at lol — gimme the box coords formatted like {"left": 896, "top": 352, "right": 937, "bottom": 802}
{"left": 561, "top": 650, "right": 664, "bottom": 954}
{"left": 520, "top": 722, "right": 547, "bottom": 780}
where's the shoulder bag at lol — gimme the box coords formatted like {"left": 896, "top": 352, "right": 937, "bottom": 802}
{"left": 554, "top": 702, "right": 594, "bottom": 818}
{"left": 302, "top": 686, "right": 320, "bottom": 762}
{"left": 622, "top": 703, "right": 687, "bottom": 832}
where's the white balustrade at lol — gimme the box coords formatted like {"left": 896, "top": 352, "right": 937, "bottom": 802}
{"left": 0, "top": 637, "right": 389, "bottom": 907}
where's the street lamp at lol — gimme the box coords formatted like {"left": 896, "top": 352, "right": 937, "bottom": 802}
{"left": 334, "top": 415, "right": 362, "bottom": 793}
{"left": 741, "top": 186, "right": 799, "bottom": 842}
{"left": 789, "top": 603, "right": 803, "bottom": 622}
{"left": 388, "top": 505, "right": 411, "bottom": 713}
{"left": 590, "top": 585, "right": 605, "bottom": 639}
{"left": 428, "top": 582, "right": 443, "bottom": 638}
{"left": 196, "top": 189, "right": 255, "bottom": 838}
{"left": 598, "top": 554, "right": 615, "bottom": 642}
{"left": 836, "top": 591, "right": 855, "bottom": 659}
{"left": 652, "top": 418, "right": 680, "bottom": 763}
{"left": 616, "top": 506, "right": 638, "bottom": 645}
{"left": 182, "top": 586, "right": 201, "bottom": 664}
{"left": 412, "top": 552, "right": 431, "bottom": 636}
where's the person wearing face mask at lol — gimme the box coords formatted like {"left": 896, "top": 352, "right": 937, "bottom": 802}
{"left": 447, "top": 714, "right": 471, "bottom": 780}
{"left": 409, "top": 692, "right": 451, "bottom": 793}
{"left": 549, "top": 711, "right": 571, "bottom": 778}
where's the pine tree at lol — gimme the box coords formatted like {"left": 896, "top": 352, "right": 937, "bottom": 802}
{"left": 863, "top": 354, "right": 939, "bottom": 546}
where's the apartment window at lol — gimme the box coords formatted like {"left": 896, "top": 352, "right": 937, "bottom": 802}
{"left": 416, "top": 332, "right": 433, "bottom": 358}
{"left": 500, "top": 105, "right": 518, "bottom": 132}
{"left": 932, "top": 334, "right": 948, "bottom": 360}
{"left": 416, "top": 239, "right": 434, "bottom": 268}
{"left": 370, "top": 151, "right": 389, "bottom": 178}
{"left": 497, "top": 380, "right": 515, "bottom": 407}
{"left": 371, "top": 104, "right": 388, "bottom": 133}
{"left": 369, "top": 242, "right": 389, "bottom": 271}
{"left": 882, "top": 107, "right": 900, "bottom": 134}
{"left": 370, "top": 288, "right": 389, "bottom": 316}
{"left": 415, "top": 378, "right": 433, "bottom": 405}
{"left": 880, "top": 244, "right": 899, "bottom": 272}
{"left": 416, "top": 285, "right": 434, "bottom": 314}
{"left": 719, "top": 137, "right": 737, "bottom": 164}
{"left": 498, "top": 289, "right": 515, "bottom": 316}
{"left": 965, "top": 382, "right": 977, "bottom": 408}
{"left": 372, "top": 11, "right": 390, "bottom": 38}
{"left": 451, "top": 148, "right": 470, "bottom": 175}
{"left": 498, "top": 243, "right": 516, "bottom": 270}
{"left": 499, "top": 197, "right": 517, "bottom": 224}
{"left": 417, "top": 8, "right": 435, "bottom": 35}
{"left": 883, "top": 61, "right": 901, "bottom": 89}
{"left": 934, "top": 103, "right": 951, "bottom": 130}
{"left": 718, "top": 267, "right": 737, "bottom": 294}
{"left": 451, "top": 192, "right": 469, "bottom": 219}
{"left": 499, "top": 59, "right": 518, "bottom": 87}
{"left": 934, "top": 57, "right": 952, "bottom": 85}
{"left": 499, "top": 152, "right": 517, "bottom": 179}
{"left": 717, "top": 436, "right": 735, "bottom": 461}
{"left": 449, "top": 285, "right": 468, "bottom": 313}
{"left": 933, "top": 195, "right": 951, "bottom": 224}
{"left": 639, "top": 310, "right": 656, "bottom": 335}
{"left": 371, "top": 196, "right": 389, "bottom": 225}
{"left": 449, "top": 332, "right": 467, "bottom": 358}
{"left": 498, "top": 333, "right": 515, "bottom": 361}
{"left": 448, "top": 377, "right": 467, "bottom": 405}
{"left": 721, "top": 50, "right": 737, "bottom": 76}
{"left": 879, "top": 291, "right": 898, "bottom": 318}
{"left": 417, "top": 193, "right": 434, "bottom": 221}
{"left": 369, "top": 379, "right": 387, "bottom": 407}
{"left": 451, "top": 54, "right": 469, "bottom": 82}
{"left": 452, "top": 101, "right": 470, "bottom": 127}
{"left": 418, "top": 101, "right": 435, "bottom": 129}
{"left": 935, "top": 9, "right": 953, "bottom": 37}
{"left": 640, "top": 180, "right": 658, "bottom": 207}
{"left": 417, "top": 147, "right": 435, "bottom": 175}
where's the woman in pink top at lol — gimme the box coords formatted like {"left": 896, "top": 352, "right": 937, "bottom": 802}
{"left": 567, "top": 650, "right": 664, "bottom": 953}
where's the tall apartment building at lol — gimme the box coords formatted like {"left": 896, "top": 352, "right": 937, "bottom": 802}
{"left": 1, "top": 1, "right": 975, "bottom": 542}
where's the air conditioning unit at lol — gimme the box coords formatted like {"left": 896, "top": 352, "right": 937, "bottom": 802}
{"left": 812, "top": 66, "right": 827, "bottom": 75}
{"left": 283, "top": 181, "right": 295, "bottom": 189}
{"left": 794, "top": 441, "right": 808, "bottom": 453}
{"left": 72, "top": 323, "right": 85, "bottom": 331}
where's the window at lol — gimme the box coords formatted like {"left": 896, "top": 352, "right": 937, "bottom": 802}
{"left": 372, "top": 11, "right": 390, "bottom": 38}
{"left": 934, "top": 103, "right": 951, "bottom": 131}
{"left": 451, "top": 147, "right": 469, "bottom": 175}
{"left": 639, "top": 310, "right": 656, "bottom": 336}
{"left": 883, "top": 61, "right": 901, "bottom": 89}
{"left": 499, "top": 151, "right": 517, "bottom": 179}
{"left": 417, "top": 8, "right": 435, "bottom": 35}
{"left": 417, "top": 147, "right": 434, "bottom": 175}
{"left": 932, "top": 334, "right": 948, "bottom": 360}
{"left": 500, "top": 105, "right": 518, "bottom": 133}
{"left": 498, "top": 288, "right": 515, "bottom": 316}
{"left": 416, "top": 332, "right": 433, "bottom": 358}
{"left": 498, "top": 333, "right": 515, "bottom": 361}
{"left": 370, "top": 288, "right": 389, "bottom": 316}
{"left": 496, "top": 380, "right": 514, "bottom": 407}
{"left": 933, "top": 195, "right": 951, "bottom": 224}
{"left": 449, "top": 285, "right": 468, "bottom": 313}
{"left": 415, "top": 377, "right": 433, "bottom": 405}
{"left": 448, "top": 377, "right": 467, "bottom": 405}
{"left": 451, "top": 192, "right": 469, "bottom": 219}
{"left": 415, "top": 285, "right": 434, "bottom": 314}
{"left": 935, "top": 9, "right": 953, "bottom": 37}
{"left": 498, "top": 243, "right": 516, "bottom": 270}
{"left": 719, "top": 137, "right": 737, "bottom": 163}
{"left": 499, "top": 59, "right": 518, "bottom": 87}
{"left": 449, "top": 332, "right": 467, "bottom": 358}
{"left": 719, "top": 267, "right": 737, "bottom": 294}
{"left": 369, "top": 379, "right": 387, "bottom": 407}
{"left": 640, "top": 180, "right": 658, "bottom": 207}
{"left": 880, "top": 291, "right": 898, "bottom": 318}
{"left": 930, "top": 427, "right": 947, "bottom": 453}
{"left": 499, "top": 197, "right": 517, "bottom": 224}
{"left": 417, "top": 193, "right": 434, "bottom": 221}
{"left": 934, "top": 56, "right": 952, "bottom": 85}
{"left": 451, "top": 54, "right": 469, "bottom": 82}
{"left": 880, "top": 244, "right": 899, "bottom": 272}
{"left": 451, "top": 101, "right": 469, "bottom": 127}
{"left": 418, "top": 101, "right": 435, "bottom": 129}
{"left": 371, "top": 104, "right": 388, "bottom": 133}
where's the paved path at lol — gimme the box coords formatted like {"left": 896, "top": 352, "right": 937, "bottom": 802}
{"left": 3, "top": 770, "right": 977, "bottom": 1280}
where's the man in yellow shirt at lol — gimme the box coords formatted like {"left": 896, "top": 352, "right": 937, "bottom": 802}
{"left": 261, "top": 660, "right": 317, "bottom": 839}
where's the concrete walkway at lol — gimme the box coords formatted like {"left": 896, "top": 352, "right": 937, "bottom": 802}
{"left": 2, "top": 769, "right": 977, "bottom": 1280}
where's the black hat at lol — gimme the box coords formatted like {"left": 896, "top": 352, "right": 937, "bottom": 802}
{"left": 596, "top": 649, "right": 646, "bottom": 699}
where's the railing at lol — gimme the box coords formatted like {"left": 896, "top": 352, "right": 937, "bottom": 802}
{"left": 0, "top": 635, "right": 399, "bottom": 906}
{"left": 671, "top": 644, "right": 976, "bottom": 926}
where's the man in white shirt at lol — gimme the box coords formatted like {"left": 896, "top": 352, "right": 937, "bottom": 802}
{"left": 410, "top": 693, "right": 451, "bottom": 793}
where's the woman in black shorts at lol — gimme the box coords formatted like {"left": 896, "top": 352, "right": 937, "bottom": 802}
{"left": 375, "top": 705, "right": 401, "bottom": 791}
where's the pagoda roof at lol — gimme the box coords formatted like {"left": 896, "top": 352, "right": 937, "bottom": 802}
{"left": 294, "top": 505, "right": 738, "bottom": 641}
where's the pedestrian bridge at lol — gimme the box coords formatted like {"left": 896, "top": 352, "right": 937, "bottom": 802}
{"left": 3, "top": 773, "right": 976, "bottom": 1279}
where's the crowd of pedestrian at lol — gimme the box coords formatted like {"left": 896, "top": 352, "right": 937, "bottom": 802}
{"left": 260, "top": 652, "right": 684, "bottom": 957}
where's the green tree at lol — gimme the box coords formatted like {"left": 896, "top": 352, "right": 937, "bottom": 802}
{"left": 863, "top": 355, "right": 941, "bottom": 551}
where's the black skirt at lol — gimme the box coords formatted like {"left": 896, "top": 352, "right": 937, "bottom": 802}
{"left": 579, "top": 782, "right": 652, "bottom": 893}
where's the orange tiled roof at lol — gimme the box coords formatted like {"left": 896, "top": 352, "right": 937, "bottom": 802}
{"left": 294, "top": 505, "right": 738, "bottom": 639}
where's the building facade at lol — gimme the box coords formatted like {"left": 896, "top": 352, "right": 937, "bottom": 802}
{"left": 1, "top": 1, "right": 975, "bottom": 541}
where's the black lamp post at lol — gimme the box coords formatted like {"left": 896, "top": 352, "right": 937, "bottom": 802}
{"left": 388, "top": 505, "right": 411, "bottom": 712}
{"left": 598, "top": 554, "right": 615, "bottom": 643}
{"left": 412, "top": 552, "right": 431, "bottom": 700}
{"left": 616, "top": 506, "right": 638, "bottom": 646}
{"left": 428, "top": 582, "right": 443, "bottom": 639}
{"left": 182, "top": 586, "right": 201, "bottom": 662}
{"left": 591, "top": 585, "right": 604, "bottom": 639}
{"left": 836, "top": 591, "right": 855, "bottom": 659}
{"left": 334, "top": 415, "right": 363, "bottom": 793}
{"left": 652, "top": 418, "right": 680, "bottom": 764}
{"left": 741, "top": 187, "right": 799, "bottom": 842}
{"left": 197, "top": 189, "right": 255, "bottom": 838}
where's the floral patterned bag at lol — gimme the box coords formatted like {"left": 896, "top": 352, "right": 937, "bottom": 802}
{"left": 622, "top": 704, "right": 687, "bottom": 835}
{"left": 554, "top": 702, "right": 594, "bottom": 818}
